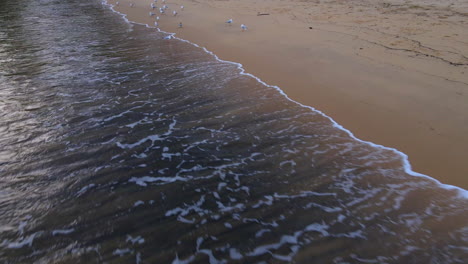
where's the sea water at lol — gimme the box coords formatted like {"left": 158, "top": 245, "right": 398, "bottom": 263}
{"left": 0, "top": 0, "right": 467, "bottom": 263}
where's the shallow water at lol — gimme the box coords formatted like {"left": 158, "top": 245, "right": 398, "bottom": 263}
{"left": 0, "top": 0, "right": 467, "bottom": 263}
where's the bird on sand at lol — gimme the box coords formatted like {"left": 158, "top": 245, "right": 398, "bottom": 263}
{"left": 115, "top": 1, "right": 119, "bottom": 6}
{"left": 149, "top": 12, "right": 155, "bottom": 17}
{"left": 241, "top": 24, "right": 248, "bottom": 31}
{"left": 129, "top": 3, "right": 135, "bottom": 8}
{"left": 226, "top": 19, "right": 233, "bottom": 25}
{"left": 154, "top": 21, "right": 158, "bottom": 27}
{"left": 180, "top": 5, "right": 184, "bottom": 10}
{"left": 173, "top": 10, "right": 178, "bottom": 16}
{"left": 156, "top": 16, "right": 160, "bottom": 21}
{"left": 164, "top": 35, "right": 173, "bottom": 40}
{"left": 150, "top": 3, "right": 156, "bottom": 9}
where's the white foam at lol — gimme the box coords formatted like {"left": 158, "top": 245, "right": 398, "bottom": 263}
{"left": 101, "top": 0, "right": 468, "bottom": 199}
{"left": 350, "top": 255, "right": 380, "bottom": 263}
{"left": 304, "top": 202, "right": 342, "bottom": 213}
{"left": 305, "top": 222, "right": 329, "bottom": 236}
{"left": 198, "top": 249, "right": 226, "bottom": 264}
{"left": 243, "top": 218, "right": 278, "bottom": 228}
{"left": 333, "top": 229, "right": 365, "bottom": 239}
{"left": 255, "top": 228, "right": 271, "bottom": 238}
{"left": 126, "top": 117, "right": 148, "bottom": 128}
{"left": 279, "top": 160, "right": 296, "bottom": 167}
{"left": 104, "top": 109, "right": 132, "bottom": 122}
{"left": 346, "top": 188, "right": 382, "bottom": 207}
{"left": 166, "top": 195, "right": 207, "bottom": 217}
{"left": 252, "top": 195, "right": 274, "bottom": 208}
{"left": 5, "top": 233, "right": 37, "bottom": 248}
{"left": 113, "top": 248, "right": 132, "bottom": 256}
{"left": 229, "top": 248, "right": 243, "bottom": 260}
{"left": 274, "top": 190, "right": 336, "bottom": 200}
{"left": 136, "top": 252, "right": 142, "bottom": 264}
{"left": 134, "top": 200, "right": 144, "bottom": 207}
{"left": 52, "top": 229, "right": 75, "bottom": 236}
{"left": 129, "top": 176, "right": 189, "bottom": 186}
{"left": 246, "top": 231, "right": 302, "bottom": 257}
{"left": 126, "top": 235, "right": 145, "bottom": 244}
{"left": 162, "top": 152, "right": 181, "bottom": 161}
{"left": 116, "top": 134, "right": 162, "bottom": 149}
{"left": 196, "top": 237, "right": 204, "bottom": 251}
{"left": 177, "top": 215, "right": 195, "bottom": 224}
{"left": 76, "top": 183, "right": 96, "bottom": 197}
{"left": 18, "top": 221, "right": 27, "bottom": 235}
{"left": 217, "top": 182, "right": 227, "bottom": 191}
{"left": 216, "top": 201, "right": 245, "bottom": 213}
{"left": 172, "top": 254, "right": 195, "bottom": 264}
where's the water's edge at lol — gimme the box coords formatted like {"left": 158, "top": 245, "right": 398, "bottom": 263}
{"left": 102, "top": 0, "right": 468, "bottom": 198}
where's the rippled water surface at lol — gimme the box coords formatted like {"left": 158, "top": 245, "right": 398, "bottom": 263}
{"left": 0, "top": 0, "right": 467, "bottom": 263}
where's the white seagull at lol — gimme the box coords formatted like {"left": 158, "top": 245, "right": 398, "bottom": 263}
{"left": 154, "top": 21, "right": 159, "bottom": 27}
{"left": 241, "top": 24, "right": 248, "bottom": 31}
{"left": 159, "top": 8, "right": 165, "bottom": 14}
{"left": 150, "top": 3, "right": 156, "bottom": 9}
{"left": 173, "top": 10, "right": 177, "bottom": 16}
{"left": 156, "top": 16, "right": 160, "bottom": 21}
{"left": 149, "top": 12, "right": 155, "bottom": 17}
{"left": 164, "top": 35, "right": 172, "bottom": 40}
{"left": 115, "top": 1, "right": 119, "bottom": 6}
{"left": 226, "top": 19, "right": 233, "bottom": 25}
{"left": 180, "top": 5, "right": 184, "bottom": 10}
{"left": 129, "top": 3, "right": 135, "bottom": 7}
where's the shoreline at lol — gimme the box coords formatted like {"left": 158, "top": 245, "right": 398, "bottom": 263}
{"left": 105, "top": 0, "right": 468, "bottom": 191}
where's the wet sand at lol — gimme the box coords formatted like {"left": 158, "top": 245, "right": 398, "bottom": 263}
{"left": 110, "top": 0, "right": 468, "bottom": 188}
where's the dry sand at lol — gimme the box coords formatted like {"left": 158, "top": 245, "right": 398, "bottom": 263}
{"left": 110, "top": 0, "right": 468, "bottom": 188}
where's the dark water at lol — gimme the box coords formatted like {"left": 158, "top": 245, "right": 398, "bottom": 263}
{"left": 0, "top": 0, "right": 467, "bottom": 263}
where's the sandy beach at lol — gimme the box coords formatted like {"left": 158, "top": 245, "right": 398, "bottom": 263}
{"left": 110, "top": 0, "right": 468, "bottom": 188}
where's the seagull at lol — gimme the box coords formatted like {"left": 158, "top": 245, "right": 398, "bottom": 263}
{"left": 162, "top": 0, "right": 166, "bottom": 3}
{"left": 173, "top": 10, "right": 177, "bottom": 16}
{"left": 149, "top": 12, "right": 155, "bottom": 17}
{"left": 179, "top": 22, "right": 183, "bottom": 28}
{"left": 241, "top": 24, "right": 248, "bottom": 31}
{"left": 159, "top": 8, "right": 165, "bottom": 14}
{"left": 180, "top": 5, "right": 184, "bottom": 10}
{"left": 151, "top": 3, "right": 156, "bottom": 9}
{"left": 156, "top": 16, "right": 160, "bottom": 21}
{"left": 115, "top": 1, "right": 119, "bottom": 6}
{"left": 163, "top": 5, "right": 168, "bottom": 9}
{"left": 129, "top": 3, "right": 135, "bottom": 7}
{"left": 164, "top": 35, "right": 172, "bottom": 40}
{"left": 226, "top": 18, "right": 233, "bottom": 25}
{"left": 154, "top": 21, "right": 159, "bottom": 27}
{"left": 154, "top": 0, "right": 158, "bottom": 2}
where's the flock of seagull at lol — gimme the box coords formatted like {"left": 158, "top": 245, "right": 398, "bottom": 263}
{"left": 115, "top": 0, "right": 248, "bottom": 33}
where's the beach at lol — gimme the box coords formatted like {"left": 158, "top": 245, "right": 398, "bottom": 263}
{"left": 2, "top": 0, "right": 468, "bottom": 262}
{"left": 112, "top": 0, "right": 468, "bottom": 188}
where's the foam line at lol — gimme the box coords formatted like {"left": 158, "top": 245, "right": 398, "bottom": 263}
{"left": 101, "top": 0, "right": 467, "bottom": 199}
